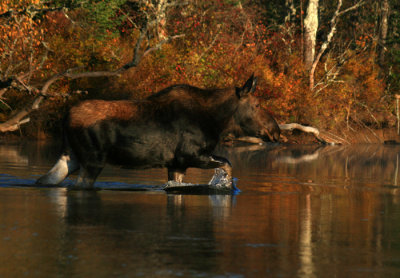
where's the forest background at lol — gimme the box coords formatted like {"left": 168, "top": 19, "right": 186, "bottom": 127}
{"left": 0, "top": 0, "right": 399, "bottom": 140}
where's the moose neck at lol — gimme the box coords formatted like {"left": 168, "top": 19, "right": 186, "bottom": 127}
{"left": 207, "top": 89, "right": 240, "bottom": 132}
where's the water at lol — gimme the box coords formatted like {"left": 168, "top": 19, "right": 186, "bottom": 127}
{"left": 1, "top": 142, "right": 400, "bottom": 277}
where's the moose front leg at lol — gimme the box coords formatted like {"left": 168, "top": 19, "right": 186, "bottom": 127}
{"left": 167, "top": 168, "right": 186, "bottom": 183}
{"left": 164, "top": 156, "right": 234, "bottom": 192}
{"left": 208, "top": 155, "right": 233, "bottom": 180}
{"left": 193, "top": 155, "right": 233, "bottom": 182}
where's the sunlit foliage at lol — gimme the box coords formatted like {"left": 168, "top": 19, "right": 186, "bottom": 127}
{"left": 0, "top": 0, "right": 396, "bottom": 136}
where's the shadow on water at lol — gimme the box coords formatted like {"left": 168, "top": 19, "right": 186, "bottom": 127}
{"left": 2, "top": 142, "right": 400, "bottom": 277}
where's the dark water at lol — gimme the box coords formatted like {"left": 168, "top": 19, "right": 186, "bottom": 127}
{"left": 1, "top": 142, "right": 400, "bottom": 277}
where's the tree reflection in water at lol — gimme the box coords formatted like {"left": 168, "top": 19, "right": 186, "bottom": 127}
{"left": 1, "top": 142, "right": 400, "bottom": 277}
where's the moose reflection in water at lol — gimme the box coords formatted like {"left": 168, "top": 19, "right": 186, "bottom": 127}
{"left": 36, "top": 75, "right": 280, "bottom": 189}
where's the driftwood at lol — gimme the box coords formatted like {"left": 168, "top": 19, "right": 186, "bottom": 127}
{"left": 231, "top": 136, "right": 264, "bottom": 145}
{"left": 279, "top": 123, "right": 326, "bottom": 143}
{"left": 223, "top": 123, "right": 339, "bottom": 145}
{"left": 226, "top": 123, "right": 342, "bottom": 145}
{"left": 279, "top": 123, "right": 320, "bottom": 137}
{"left": 279, "top": 123, "right": 348, "bottom": 145}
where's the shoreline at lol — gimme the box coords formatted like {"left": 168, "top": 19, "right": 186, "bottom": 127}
{"left": 1, "top": 126, "right": 400, "bottom": 145}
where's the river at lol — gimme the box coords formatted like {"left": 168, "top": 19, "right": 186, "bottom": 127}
{"left": 0, "top": 142, "right": 400, "bottom": 277}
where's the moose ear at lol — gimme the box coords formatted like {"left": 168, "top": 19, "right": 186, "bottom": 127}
{"left": 236, "top": 74, "right": 258, "bottom": 98}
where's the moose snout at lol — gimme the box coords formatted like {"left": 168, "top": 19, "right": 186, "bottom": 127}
{"left": 261, "top": 125, "right": 280, "bottom": 142}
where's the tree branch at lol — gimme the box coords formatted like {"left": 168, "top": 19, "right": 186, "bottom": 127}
{"left": 139, "top": 34, "right": 185, "bottom": 62}
{"left": 309, "top": 0, "right": 342, "bottom": 90}
{"left": 0, "top": 88, "right": 7, "bottom": 99}
{"left": 338, "top": 1, "right": 366, "bottom": 16}
{"left": 309, "top": 0, "right": 365, "bottom": 90}
{"left": 0, "top": 32, "right": 184, "bottom": 133}
{"left": 0, "top": 5, "right": 71, "bottom": 19}
{"left": 0, "top": 0, "right": 186, "bottom": 134}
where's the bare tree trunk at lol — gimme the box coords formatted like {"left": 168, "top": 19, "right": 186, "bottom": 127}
{"left": 285, "top": 0, "right": 296, "bottom": 23}
{"left": 378, "top": 0, "right": 389, "bottom": 67}
{"left": 309, "top": 0, "right": 342, "bottom": 90}
{"left": 303, "top": 0, "right": 319, "bottom": 70}
{"left": 308, "top": 0, "right": 365, "bottom": 90}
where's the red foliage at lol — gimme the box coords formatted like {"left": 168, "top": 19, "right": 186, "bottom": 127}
{"left": 0, "top": 0, "right": 391, "bottom": 136}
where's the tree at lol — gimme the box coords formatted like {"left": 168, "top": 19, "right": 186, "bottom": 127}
{"left": 303, "top": 0, "right": 319, "bottom": 70}
{"left": 0, "top": 0, "right": 397, "bottom": 137}
{"left": 378, "top": 0, "right": 389, "bottom": 67}
{"left": 303, "top": 0, "right": 365, "bottom": 90}
{"left": 387, "top": 0, "right": 400, "bottom": 94}
{"left": 0, "top": 0, "right": 184, "bottom": 133}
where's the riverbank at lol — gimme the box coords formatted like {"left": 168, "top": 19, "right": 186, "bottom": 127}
{"left": 1, "top": 122, "right": 400, "bottom": 145}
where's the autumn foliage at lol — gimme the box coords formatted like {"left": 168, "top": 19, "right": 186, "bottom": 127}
{"left": 0, "top": 0, "right": 396, "bottom": 137}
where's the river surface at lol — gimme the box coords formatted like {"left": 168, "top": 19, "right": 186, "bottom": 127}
{"left": 1, "top": 142, "right": 400, "bottom": 277}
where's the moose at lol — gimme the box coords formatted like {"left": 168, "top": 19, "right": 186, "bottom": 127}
{"left": 36, "top": 75, "right": 280, "bottom": 189}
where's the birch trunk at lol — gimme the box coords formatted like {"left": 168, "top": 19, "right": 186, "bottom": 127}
{"left": 285, "top": 0, "right": 296, "bottom": 23}
{"left": 378, "top": 0, "right": 389, "bottom": 66}
{"left": 303, "top": 0, "right": 319, "bottom": 70}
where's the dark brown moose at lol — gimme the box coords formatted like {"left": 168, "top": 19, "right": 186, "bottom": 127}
{"left": 36, "top": 75, "right": 280, "bottom": 189}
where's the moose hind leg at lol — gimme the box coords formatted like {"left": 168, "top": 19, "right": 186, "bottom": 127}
{"left": 36, "top": 153, "right": 79, "bottom": 185}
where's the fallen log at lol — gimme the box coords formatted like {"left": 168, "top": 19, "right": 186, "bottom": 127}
{"left": 279, "top": 123, "right": 344, "bottom": 145}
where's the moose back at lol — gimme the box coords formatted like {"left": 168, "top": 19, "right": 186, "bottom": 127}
{"left": 36, "top": 75, "right": 280, "bottom": 189}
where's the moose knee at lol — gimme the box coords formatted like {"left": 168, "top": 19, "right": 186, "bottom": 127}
{"left": 210, "top": 155, "right": 232, "bottom": 177}
{"left": 168, "top": 168, "right": 186, "bottom": 183}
